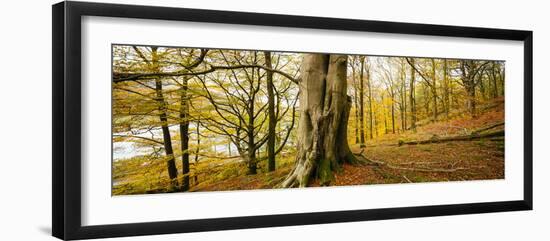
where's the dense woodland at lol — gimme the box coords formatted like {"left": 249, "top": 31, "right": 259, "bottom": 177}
{"left": 112, "top": 45, "right": 505, "bottom": 195}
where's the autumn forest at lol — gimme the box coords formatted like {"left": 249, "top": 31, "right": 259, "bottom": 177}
{"left": 112, "top": 45, "right": 505, "bottom": 195}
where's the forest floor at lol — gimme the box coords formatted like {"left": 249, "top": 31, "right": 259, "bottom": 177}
{"left": 191, "top": 97, "right": 505, "bottom": 191}
{"left": 114, "top": 98, "right": 505, "bottom": 194}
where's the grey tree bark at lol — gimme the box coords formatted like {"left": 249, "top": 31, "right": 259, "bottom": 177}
{"left": 281, "top": 54, "right": 357, "bottom": 187}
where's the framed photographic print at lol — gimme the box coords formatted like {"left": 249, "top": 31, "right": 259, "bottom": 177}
{"left": 52, "top": 1, "right": 533, "bottom": 240}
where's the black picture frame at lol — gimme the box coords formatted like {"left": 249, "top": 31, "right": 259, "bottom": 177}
{"left": 52, "top": 1, "right": 533, "bottom": 240}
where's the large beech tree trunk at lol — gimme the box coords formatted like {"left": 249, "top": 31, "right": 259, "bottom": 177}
{"left": 281, "top": 54, "right": 357, "bottom": 188}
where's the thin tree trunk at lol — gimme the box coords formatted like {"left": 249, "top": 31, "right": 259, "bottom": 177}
{"left": 400, "top": 60, "right": 407, "bottom": 131}
{"left": 443, "top": 59, "right": 450, "bottom": 119}
{"left": 491, "top": 63, "right": 498, "bottom": 98}
{"left": 367, "top": 67, "right": 374, "bottom": 139}
{"left": 383, "top": 94, "right": 388, "bottom": 134}
{"left": 390, "top": 88, "right": 395, "bottom": 134}
{"left": 359, "top": 57, "right": 366, "bottom": 146}
{"left": 264, "top": 51, "right": 276, "bottom": 172}
{"left": 352, "top": 61, "right": 360, "bottom": 144}
{"left": 479, "top": 71, "right": 487, "bottom": 101}
{"left": 179, "top": 77, "right": 190, "bottom": 191}
{"left": 194, "top": 117, "right": 200, "bottom": 184}
{"left": 155, "top": 79, "right": 178, "bottom": 190}
{"left": 431, "top": 59, "right": 438, "bottom": 122}
{"left": 150, "top": 47, "right": 178, "bottom": 190}
{"left": 500, "top": 67, "right": 505, "bottom": 96}
{"left": 246, "top": 65, "right": 257, "bottom": 175}
{"left": 409, "top": 59, "right": 417, "bottom": 131}
{"left": 228, "top": 138, "right": 232, "bottom": 156}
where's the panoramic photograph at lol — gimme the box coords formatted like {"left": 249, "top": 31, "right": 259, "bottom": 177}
{"left": 112, "top": 45, "right": 505, "bottom": 195}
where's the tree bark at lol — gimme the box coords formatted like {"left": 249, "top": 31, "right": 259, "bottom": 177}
{"left": 390, "top": 87, "right": 395, "bottom": 134}
{"left": 443, "top": 60, "right": 450, "bottom": 119}
{"left": 150, "top": 47, "right": 178, "bottom": 190}
{"left": 194, "top": 117, "right": 200, "bottom": 184}
{"left": 281, "top": 54, "right": 357, "bottom": 187}
{"left": 179, "top": 77, "right": 190, "bottom": 191}
{"left": 400, "top": 59, "right": 407, "bottom": 131}
{"left": 491, "top": 63, "right": 499, "bottom": 98}
{"left": 246, "top": 86, "right": 257, "bottom": 174}
{"left": 351, "top": 60, "right": 360, "bottom": 144}
{"left": 431, "top": 59, "right": 438, "bottom": 122}
{"left": 359, "top": 57, "right": 366, "bottom": 146}
{"left": 367, "top": 66, "right": 374, "bottom": 139}
{"left": 264, "top": 51, "right": 276, "bottom": 172}
{"left": 409, "top": 59, "right": 417, "bottom": 131}
{"left": 461, "top": 60, "right": 478, "bottom": 117}
{"left": 156, "top": 79, "right": 178, "bottom": 190}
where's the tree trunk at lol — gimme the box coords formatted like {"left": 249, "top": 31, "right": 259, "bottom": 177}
{"left": 479, "top": 71, "right": 487, "bottom": 101}
{"left": 151, "top": 47, "right": 178, "bottom": 190}
{"left": 500, "top": 67, "right": 505, "bottom": 96}
{"left": 155, "top": 79, "right": 178, "bottom": 190}
{"left": 390, "top": 90, "right": 395, "bottom": 134}
{"left": 179, "top": 77, "right": 190, "bottom": 191}
{"left": 264, "top": 51, "right": 276, "bottom": 172}
{"left": 443, "top": 60, "right": 450, "bottom": 119}
{"left": 359, "top": 57, "right": 366, "bottom": 146}
{"left": 401, "top": 60, "right": 407, "bottom": 131}
{"left": 423, "top": 84, "right": 430, "bottom": 116}
{"left": 367, "top": 67, "right": 374, "bottom": 139}
{"left": 352, "top": 62, "right": 360, "bottom": 144}
{"left": 383, "top": 95, "right": 388, "bottom": 134}
{"left": 431, "top": 59, "right": 438, "bottom": 122}
{"left": 228, "top": 138, "right": 232, "bottom": 155}
{"left": 246, "top": 69, "right": 257, "bottom": 175}
{"left": 281, "top": 54, "right": 357, "bottom": 187}
{"left": 409, "top": 59, "right": 417, "bottom": 131}
{"left": 194, "top": 117, "right": 200, "bottom": 184}
{"left": 491, "top": 63, "right": 498, "bottom": 98}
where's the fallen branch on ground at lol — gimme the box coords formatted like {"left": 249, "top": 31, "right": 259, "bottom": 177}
{"left": 352, "top": 153, "right": 469, "bottom": 173}
{"left": 398, "top": 130, "right": 504, "bottom": 146}
{"left": 386, "top": 163, "right": 468, "bottom": 173}
{"left": 471, "top": 121, "right": 504, "bottom": 135}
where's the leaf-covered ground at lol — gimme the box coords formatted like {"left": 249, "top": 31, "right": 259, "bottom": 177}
{"left": 114, "top": 98, "right": 505, "bottom": 194}
{"left": 190, "top": 139, "right": 504, "bottom": 191}
{"left": 191, "top": 98, "right": 505, "bottom": 191}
